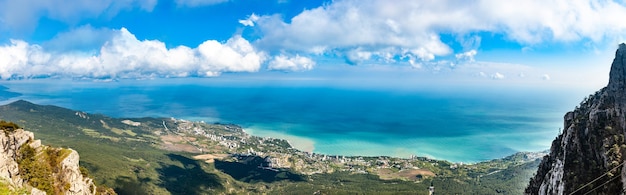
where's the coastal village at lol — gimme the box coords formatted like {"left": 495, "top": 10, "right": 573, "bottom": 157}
{"left": 151, "top": 117, "right": 546, "bottom": 182}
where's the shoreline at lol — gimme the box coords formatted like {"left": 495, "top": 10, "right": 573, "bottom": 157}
{"left": 0, "top": 81, "right": 566, "bottom": 163}
{"left": 238, "top": 123, "right": 548, "bottom": 164}
{"left": 0, "top": 95, "right": 553, "bottom": 163}
{"left": 243, "top": 127, "right": 316, "bottom": 153}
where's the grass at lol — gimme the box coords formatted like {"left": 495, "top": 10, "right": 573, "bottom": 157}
{"left": 110, "top": 128, "right": 137, "bottom": 137}
{"left": 82, "top": 129, "right": 100, "bottom": 137}
{"left": 0, "top": 178, "right": 29, "bottom": 195}
{"left": 81, "top": 128, "right": 121, "bottom": 142}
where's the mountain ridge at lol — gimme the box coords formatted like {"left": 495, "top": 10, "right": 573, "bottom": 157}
{"left": 526, "top": 43, "right": 626, "bottom": 194}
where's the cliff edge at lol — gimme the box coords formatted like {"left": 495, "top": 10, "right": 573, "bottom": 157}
{"left": 526, "top": 43, "right": 626, "bottom": 194}
{"left": 0, "top": 123, "right": 115, "bottom": 195}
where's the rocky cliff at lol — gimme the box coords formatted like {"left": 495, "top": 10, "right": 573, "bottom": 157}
{"left": 526, "top": 43, "right": 626, "bottom": 194}
{"left": 0, "top": 126, "right": 113, "bottom": 195}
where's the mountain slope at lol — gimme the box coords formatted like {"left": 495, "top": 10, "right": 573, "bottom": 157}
{"left": 526, "top": 43, "right": 626, "bottom": 194}
{"left": 0, "top": 100, "right": 231, "bottom": 194}
{"left": 0, "top": 124, "right": 115, "bottom": 194}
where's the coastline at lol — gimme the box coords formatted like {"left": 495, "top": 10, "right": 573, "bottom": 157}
{"left": 240, "top": 123, "right": 549, "bottom": 163}
{"left": 244, "top": 127, "right": 316, "bottom": 153}
{"left": 0, "top": 81, "right": 566, "bottom": 163}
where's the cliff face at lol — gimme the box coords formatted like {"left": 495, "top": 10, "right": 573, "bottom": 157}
{"left": 0, "top": 129, "right": 32, "bottom": 187}
{"left": 526, "top": 43, "right": 626, "bottom": 195}
{"left": 0, "top": 128, "right": 106, "bottom": 195}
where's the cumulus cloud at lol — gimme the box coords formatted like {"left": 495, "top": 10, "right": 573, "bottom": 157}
{"left": 239, "top": 14, "right": 260, "bottom": 27}
{"left": 461, "top": 62, "right": 570, "bottom": 83}
{"left": 248, "top": 0, "right": 626, "bottom": 65}
{"left": 175, "top": 0, "right": 229, "bottom": 7}
{"left": 0, "top": 0, "right": 157, "bottom": 33}
{"left": 268, "top": 54, "right": 315, "bottom": 72}
{"left": 492, "top": 72, "right": 505, "bottom": 80}
{"left": 455, "top": 50, "right": 477, "bottom": 63}
{"left": 0, "top": 40, "right": 50, "bottom": 79}
{"left": 0, "top": 28, "right": 266, "bottom": 79}
{"left": 477, "top": 72, "right": 505, "bottom": 80}
{"left": 345, "top": 49, "right": 374, "bottom": 65}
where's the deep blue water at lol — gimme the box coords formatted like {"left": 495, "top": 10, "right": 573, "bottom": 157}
{"left": 0, "top": 79, "right": 586, "bottom": 162}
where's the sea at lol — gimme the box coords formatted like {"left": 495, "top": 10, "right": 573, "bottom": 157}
{"left": 0, "top": 78, "right": 591, "bottom": 163}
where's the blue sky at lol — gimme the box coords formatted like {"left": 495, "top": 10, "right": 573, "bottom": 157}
{"left": 1, "top": 0, "right": 625, "bottom": 92}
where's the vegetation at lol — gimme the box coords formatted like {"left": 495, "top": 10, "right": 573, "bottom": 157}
{"left": 0, "top": 179, "right": 29, "bottom": 195}
{"left": 17, "top": 143, "right": 73, "bottom": 194}
{"left": 79, "top": 166, "right": 90, "bottom": 178}
{"left": 0, "top": 120, "right": 19, "bottom": 135}
{"left": 17, "top": 144, "right": 54, "bottom": 194}
{"left": 262, "top": 158, "right": 541, "bottom": 194}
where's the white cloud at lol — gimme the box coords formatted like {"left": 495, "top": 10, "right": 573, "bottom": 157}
{"left": 492, "top": 72, "right": 505, "bottom": 80}
{"left": 250, "top": 0, "right": 626, "bottom": 65}
{"left": 0, "top": 0, "right": 157, "bottom": 33}
{"left": 268, "top": 54, "right": 315, "bottom": 72}
{"left": 239, "top": 14, "right": 260, "bottom": 27}
{"left": 455, "top": 61, "right": 534, "bottom": 80}
{"left": 542, "top": 74, "right": 551, "bottom": 80}
{"left": 345, "top": 49, "right": 373, "bottom": 65}
{"left": 252, "top": 2, "right": 454, "bottom": 63}
{"left": 175, "top": 0, "right": 229, "bottom": 7}
{"left": 0, "top": 28, "right": 266, "bottom": 79}
{"left": 455, "top": 50, "right": 477, "bottom": 63}
{"left": 196, "top": 34, "right": 266, "bottom": 73}
{"left": 0, "top": 40, "right": 50, "bottom": 79}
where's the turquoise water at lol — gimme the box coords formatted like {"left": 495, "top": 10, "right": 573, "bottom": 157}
{"left": 0, "top": 79, "right": 584, "bottom": 162}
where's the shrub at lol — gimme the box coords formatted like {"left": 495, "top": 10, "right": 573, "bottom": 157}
{"left": 0, "top": 120, "right": 20, "bottom": 135}
{"left": 17, "top": 144, "right": 54, "bottom": 193}
{"left": 80, "top": 166, "right": 90, "bottom": 178}
{"left": 17, "top": 144, "right": 72, "bottom": 194}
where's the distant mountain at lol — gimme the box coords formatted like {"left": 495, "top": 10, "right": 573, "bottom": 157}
{"left": 0, "top": 86, "right": 20, "bottom": 101}
{"left": 526, "top": 43, "right": 626, "bottom": 194}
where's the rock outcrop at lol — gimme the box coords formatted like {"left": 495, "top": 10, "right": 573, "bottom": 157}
{"left": 0, "top": 128, "right": 107, "bottom": 194}
{"left": 526, "top": 43, "right": 626, "bottom": 194}
{"left": 0, "top": 129, "right": 33, "bottom": 187}
{"left": 60, "top": 150, "right": 96, "bottom": 195}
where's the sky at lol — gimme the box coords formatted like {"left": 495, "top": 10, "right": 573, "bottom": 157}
{"left": 1, "top": 0, "right": 626, "bottom": 92}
